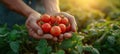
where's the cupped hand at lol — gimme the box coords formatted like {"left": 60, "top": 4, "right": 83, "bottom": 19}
{"left": 26, "top": 12, "right": 77, "bottom": 42}
{"left": 26, "top": 13, "right": 53, "bottom": 40}
{"left": 55, "top": 12, "right": 77, "bottom": 42}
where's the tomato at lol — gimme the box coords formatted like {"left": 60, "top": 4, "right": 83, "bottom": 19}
{"left": 42, "top": 23, "right": 51, "bottom": 33}
{"left": 50, "top": 16, "right": 62, "bottom": 24}
{"left": 48, "top": 21, "right": 52, "bottom": 25}
{"left": 59, "top": 24, "right": 66, "bottom": 33}
{"left": 66, "top": 24, "right": 71, "bottom": 32}
{"left": 55, "top": 16, "right": 61, "bottom": 24}
{"left": 41, "top": 14, "right": 50, "bottom": 23}
{"left": 50, "top": 26, "right": 61, "bottom": 36}
{"left": 50, "top": 16, "right": 56, "bottom": 24}
{"left": 37, "top": 20, "right": 44, "bottom": 27}
{"left": 61, "top": 17, "right": 69, "bottom": 24}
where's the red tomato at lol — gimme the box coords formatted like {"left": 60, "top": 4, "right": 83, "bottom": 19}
{"left": 50, "top": 26, "right": 61, "bottom": 36}
{"left": 37, "top": 20, "right": 44, "bottom": 27}
{"left": 42, "top": 23, "right": 51, "bottom": 33}
{"left": 66, "top": 24, "right": 71, "bottom": 32}
{"left": 41, "top": 14, "right": 50, "bottom": 23}
{"left": 61, "top": 17, "right": 69, "bottom": 24}
{"left": 59, "top": 24, "right": 66, "bottom": 33}
{"left": 48, "top": 21, "right": 52, "bottom": 25}
{"left": 50, "top": 16, "right": 56, "bottom": 24}
{"left": 55, "top": 16, "right": 61, "bottom": 24}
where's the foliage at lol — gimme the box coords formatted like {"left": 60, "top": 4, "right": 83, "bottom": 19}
{"left": 0, "top": 24, "right": 99, "bottom": 54}
{"left": 82, "top": 20, "right": 120, "bottom": 54}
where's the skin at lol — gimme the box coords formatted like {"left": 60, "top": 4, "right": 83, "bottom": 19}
{"left": 2, "top": 0, "right": 77, "bottom": 41}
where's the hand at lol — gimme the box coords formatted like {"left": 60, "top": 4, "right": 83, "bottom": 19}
{"left": 26, "top": 13, "right": 53, "bottom": 40}
{"left": 26, "top": 12, "right": 77, "bottom": 42}
{"left": 55, "top": 12, "right": 77, "bottom": 42}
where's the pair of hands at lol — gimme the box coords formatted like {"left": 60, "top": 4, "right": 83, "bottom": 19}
{"left": 26, "top": 12, "right": 77, "bottom": 41}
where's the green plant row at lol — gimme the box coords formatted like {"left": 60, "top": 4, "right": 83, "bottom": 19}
{"left": 0, "top": 24, "right": 99, "bottom": 54}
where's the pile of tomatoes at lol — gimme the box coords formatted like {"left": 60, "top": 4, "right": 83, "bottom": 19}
{"left": 37, "top": 14, "right": 71, "bottom": 37}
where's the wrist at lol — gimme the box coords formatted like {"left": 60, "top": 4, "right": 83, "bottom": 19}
{"left": 46, "top": 9, "right": 60, "bottom": 15}
{"left": 27, "top": 11, "right": 41, "bottom": 18}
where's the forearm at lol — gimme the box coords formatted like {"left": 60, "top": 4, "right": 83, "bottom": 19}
{"left": 2, "top": 0, "right": 39, "bottom": 17}
{"left": 42, "top": 0, "right": 60, "bottom": 15}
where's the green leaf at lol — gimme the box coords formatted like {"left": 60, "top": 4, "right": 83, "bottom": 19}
{"left": 107, "top": 36, "right": 115, "bottom": 45}
{"left": 60, "top": 38, "right": 77, "bottom": 49}
{"left": 46, "top": 46, "right": 52, "bottom": 54}
{"left": 0, "top": 27, "right": 8, "bottom": 36}
{"left": 9, "top": 30, "right": 18, "bottom": 41}
{"left": 36, "top": 39, "right": 51, "bottom": 54}
{"left": 70, "top": 50, "right": 79, "bottom": 54}
{"left": 83, "top": 46, "right": 93, "bottom": 52}
{"left": 76, "top": 45, "right": 83, "bottom": 54}
{"left": 91, "top": 48, "right": 100, "bottom": 54}
{"left": 60, "top": 33, "right": 79, "bottom": 49}
{"left": 56, "top": 50, "right": 65, "bottom": 54}
{"left": 9, "top": 41, "right": 19, "bottom": 53}
{"left": 83, "top": 46, "right": 100, "bottom": 54}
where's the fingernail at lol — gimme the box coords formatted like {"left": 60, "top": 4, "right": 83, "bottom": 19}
{"left": 43, "top": 34, "right": 53, "bottom": 39}
{"left": 64, "top": 33, "right": 72, "bottom": 39}
{"left": 59, "top": 34, "right": 64, "bottom": 39}
{"left": 53, "top": 37, "right": 58, "bottom": 42}
{"left": 37, "top": 30, "right": 43, "bottom": 35}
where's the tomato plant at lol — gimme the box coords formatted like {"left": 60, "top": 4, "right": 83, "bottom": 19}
{"left": 0, "top": 24, "right": 99, "bottom": 54}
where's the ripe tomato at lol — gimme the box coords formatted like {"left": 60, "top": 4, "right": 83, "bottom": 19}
{"left": 50, "top": 16, "right": 56, "bottom": 24}
{"left": 50, "top": 16, "right": 62, "bottom": 24}
{"left": 41, "top": 14, "right": 50, "bottom": 23}
{"left": 55, "top": 16, "right": 61, "bottom": 24}
{"left": 61, "top": 17, "right": 69, "bottom": 24}
{"left": 48, "top": 21, "right": 52, "bottom": 25}
{"left": 37, "top": 20, "right": 44, "bottom": 27}
{"left": 42, "top": 23, "right": 51, "bottom": 33}
{"left": 66, "top": 24, "right": 71, "bottom": 32}
{"left": 59, "top": 24, "right": 66, "bottom": 33}
{"left": 50, "top": 26, "right": 61, "bottom": 36}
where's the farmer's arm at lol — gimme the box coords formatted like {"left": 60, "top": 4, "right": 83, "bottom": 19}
{"left": 2, "top": 0, "right": 44, "bottom": 39}
{"left": 42, "top": 0, "right": 60, "bottom": 15}
{"left": 2, "top": 0, "right": 39, "bottom": 17}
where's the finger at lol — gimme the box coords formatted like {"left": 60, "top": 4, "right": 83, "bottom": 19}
{"left": 29, "top": 29, "right": 42, "bottom": 40}
{"left": 59, "top": 34, "right": 64, "bottom": 40}
{"left": 63, "top": 32, "right": 72, "bottom": 39}
{"left": 28, "top": 28, "right": 33, "bottom": 36}
{"left": 42, "top": 34, "right": 53, "bottom": 39}
{"left": 30, "top": 21, "right": 43, "bottom": 35}
{"left": 26, "top": 15, "right": 43, "bottom": 35}
{"left": 53, "top": 37, "right": 58, "bottom": 42}
{"left": 58, "top": 34, "right": 64, "bottom": 42}
{"left": 26, "top": 24, "right": 41, "bottom": 38}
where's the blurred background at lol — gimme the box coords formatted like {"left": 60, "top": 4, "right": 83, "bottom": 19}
{"left": 59, "top": 0, "right": 120, "bottom": 31}
{"left": 0, "top": 0, "right": 120, "bottom": 54}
